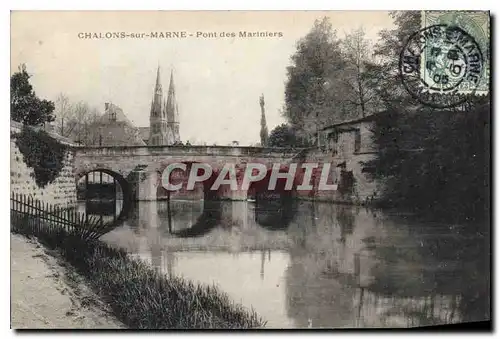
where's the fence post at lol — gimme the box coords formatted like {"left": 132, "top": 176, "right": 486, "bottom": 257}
{"left": 14, "top": 193, "right": 18, "bottom": 228}
{"left": 35, "top": 199, "right": 39, "bottom": 234}
{"left": 22, "top": 195, "right": 26, "bottom": 231}
{"left": 45, "top": 202, "right": 50, "bottom": 234}
{"left": 52, "top": 204, "right": 56, "bottom": 230}
{"left": 38, "top": 199, "right": 42, "bottom": 234}
{"left": 74, "top": 209, "right": 79, "bottom": 233}
{"left": 26, "top": 195, "right": 31, "bottom": 234}
{"left": 16, "top": 193, "right": 20, "bottom": 227}
{"left": 48, "top": 202, "right": 53, "bottom": 234}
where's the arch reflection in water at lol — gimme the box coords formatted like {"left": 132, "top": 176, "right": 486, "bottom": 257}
{"left": 77, "top": 169, "right": 134, "bottom": 230}
{"left": 162, "top": 190, "right": 296, "bottom": 238}
{"left": 170, "top": 199, "right": 221, "bottom": 237}
{"left": 253, "top": 193, "right": 297, "bottom": 231}
{"left": 100, "top": 200, "right": 489, "bottom": 328}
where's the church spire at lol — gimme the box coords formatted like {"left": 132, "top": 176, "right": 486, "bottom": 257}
{"left": 166, "top": 69, "right": 176, "bottom": 123}
{"left": 166, "top": 69, "right": 180, "bottom": 143}
{"left": 151, "top": 65, "right": 163, "bottom": 116}
{"left": 259, "top": 94, "right": 269, "bottom": 147}
{"left": 155, "top": 64, "right": 162, "bottom": 91}
{"left": 168, "top": 70, "right": 175, "bottom": 95}
{"left": 149, "top": 65, "right": 166, "bottom": 145}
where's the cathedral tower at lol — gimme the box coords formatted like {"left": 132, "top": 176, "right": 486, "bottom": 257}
{"left": 164, "top": 70, "right": 181, "bottom": 144}
{"left": 149, "top": 66, "right": 168, "bottom": 146}
{"left": 149, "top": 66, "right": 181, "bottom": 145}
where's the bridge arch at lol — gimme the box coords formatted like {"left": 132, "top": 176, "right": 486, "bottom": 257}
{"left": 156, "top": 161, "right": 223, "bottom": 200}
{"left": 76, "top": 168, "right": 133, "bottom": 225}
{"left": 158, "top": 161, "right": 224, "bottom": 237}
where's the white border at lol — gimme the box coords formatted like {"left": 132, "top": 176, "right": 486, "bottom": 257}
{"left": 2, "top": 1, "right": 496, "bottom": 339}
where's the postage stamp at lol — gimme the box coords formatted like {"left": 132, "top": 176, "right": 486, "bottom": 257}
{"left": 421, "top": 10, "right": 490, "bottom": 95}
{"left": 400, "top": 11, "right": 490, "bottom": 108}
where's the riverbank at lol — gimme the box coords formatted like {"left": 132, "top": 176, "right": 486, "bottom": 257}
{"left": 10, "top": 233, "right": 123, "bottom": 329}
{"left": 11, "top": 216, "right": 265, "bottom": 329}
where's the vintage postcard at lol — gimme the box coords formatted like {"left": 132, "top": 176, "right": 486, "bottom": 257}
{"left": 10, "top": 10, "right": 491, "bottom": 330}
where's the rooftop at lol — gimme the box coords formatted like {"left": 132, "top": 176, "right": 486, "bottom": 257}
{"left": 137, "top": 127, "right": 150, "bottom": 142}
{"left": 321, "top": 114, "right": 378, "bottom": 131}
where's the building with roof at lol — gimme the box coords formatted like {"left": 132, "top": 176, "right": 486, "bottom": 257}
{"left": 86, "top": 102, "right": 146, "bottom": 147}
{"left": 319, "top": 114, "right": 377, "bottom": 157}
{"left": 295, "top": 114, "right": 381, "bottom": 204}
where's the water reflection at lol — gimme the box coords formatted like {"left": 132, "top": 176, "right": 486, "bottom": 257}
{"left": 93, "top": 199, "right": 489, "bottom": 328}
{"left": 255, "top": 195, "right": 297, "bottom": 230}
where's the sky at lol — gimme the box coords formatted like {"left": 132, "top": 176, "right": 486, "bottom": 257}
{"left": 11, "top": 11, "right": 395, "bottom": 146}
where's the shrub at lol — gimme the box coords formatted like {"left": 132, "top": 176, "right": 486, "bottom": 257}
{"left": 14, "top": 126, "right": 67, "bottom": 188}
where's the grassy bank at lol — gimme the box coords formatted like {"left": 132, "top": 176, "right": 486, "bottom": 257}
{"left": 11, "top": 215, "right": 265, "bottom": 329}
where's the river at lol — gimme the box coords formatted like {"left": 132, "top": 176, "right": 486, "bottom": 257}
{"left": 78, "top": 199, "right": 490, "bottom": 328}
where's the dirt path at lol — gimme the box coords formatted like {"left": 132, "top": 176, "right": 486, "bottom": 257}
{"left": 10, "top": 233, "right": 124, "bottom": 329}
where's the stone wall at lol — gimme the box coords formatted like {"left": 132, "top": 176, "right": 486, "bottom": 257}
{"left": 10, "top": 121, "right": 78, "bottom": 208}
{"left": 298, "top": 120, "right": 383, "bottom": 205}
{"left": 297, "top": 150, "right": 381, "bottom": 204}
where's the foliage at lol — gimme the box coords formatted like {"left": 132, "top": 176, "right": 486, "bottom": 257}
{"left": 368, "top": 11, "right": 422, "bottom": 107}
{"left": 341, "top": 28, "right": 382, "bottom": 117}
{"left": 14, "top": 126, "right": 68, "bottom": 188}
{"left": 268, "top": 123, "right": 311, "bottom": 147}
{"left": 364, "top": 11, "right": 490, "bottom": 224}
{"left": 368, "top": 103, "right": 490, "bottom": 223}
{"left": 11, "top": 218, "right": 266, "bottom": 329}
{"left": 284, "top": 17, "right": 347, "bottom": 138}
{"left": 11, "top": 64, "right": 55, "bottom": 126}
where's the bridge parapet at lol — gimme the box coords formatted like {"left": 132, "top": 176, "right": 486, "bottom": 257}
{"left": 77, "top": 145, "right": 305, "bottom": 159}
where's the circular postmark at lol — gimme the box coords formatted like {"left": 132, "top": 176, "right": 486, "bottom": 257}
{"left": 399, "top": 24, "right": 484, "bottom": 108}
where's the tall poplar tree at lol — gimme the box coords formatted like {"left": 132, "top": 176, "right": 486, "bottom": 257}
{"left": 284, "top": 17, "right": 346, "bottom": 140}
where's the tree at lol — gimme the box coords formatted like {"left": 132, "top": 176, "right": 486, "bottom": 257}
{"left": 284, "top": 17, "right": 347, "bottom": 140}
{"left": 369, "top": 11, "right": 422, "bottom": 107}
{"left": 268, "top": 123, "right": 310, "bottom": 148}
{"left": 341, "top": 28, "right": 380, "bottom": 118}
{"left": 11, "top": 64, "right": 55, "bottom": 126}
{"left": 75, "top": 104, "right": 101, "bottom": 145}
{"left": 53, "top": 93, "right": 74, "bottom": 137}
{"left": 52, "top": 94, "right": 102, "bottom": 144}
{"left": 365, "top": 11, "right": 490, "bottom": 224}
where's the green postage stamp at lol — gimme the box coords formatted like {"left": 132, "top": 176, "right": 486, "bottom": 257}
{"left": 421, "top": 10, "right": 490, "bottom": 96}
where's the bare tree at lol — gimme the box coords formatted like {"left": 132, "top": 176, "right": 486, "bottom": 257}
{"left": 53, "top": 93, "right": 74, "bottom": 137}
{"left": 52, "top": 94, "right": 102, "bottom": 144}
{"left": 341, "top": 28, "right": 377, "bottom": 118}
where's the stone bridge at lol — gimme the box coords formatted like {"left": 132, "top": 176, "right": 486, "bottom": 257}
{"left": 74, "top": 145, "right": 305, "bottom": 202}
